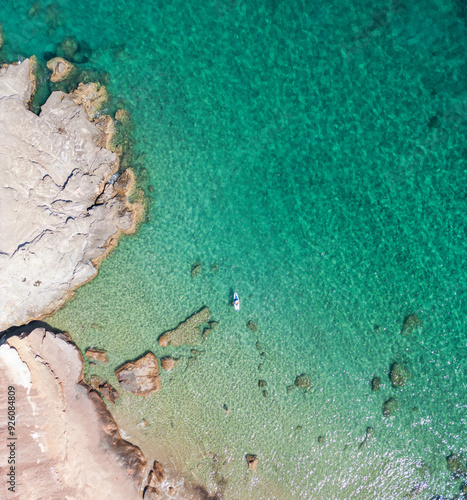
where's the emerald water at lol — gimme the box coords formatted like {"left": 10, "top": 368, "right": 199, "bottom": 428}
{"left": 2, "top": 0, "right": 467, "bottom": 498}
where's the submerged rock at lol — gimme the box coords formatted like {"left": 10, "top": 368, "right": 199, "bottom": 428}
{"left": 371, "top": 376, "right": 381, "bottom": 391}
{"left": 158, "top": 307, "right": 211, "bottom": 347}
{"left": 0, "top": 59, "right": 142, "bottom": 332}
{"left": 358, "top": 427, "right": 375, "bottom": 449}
{"left": 390, "top": 362, "right": 411, "bottom": 387}
{"left": 382, "top": 397, "right": 399, "bottom": 417}
{"left": 0, "top": 327, "right": 146, "bottom": 498}
{"left": 46, "top": 56, "right": 75, "bottom": 82}
{"left": 247, "top": 320, "right": 258, "bottom": 331}
{"left": 116, "top": 353, "right": 161, "bottom": 397}
{"left": 0, "top": 23, "right": 4, "bottom": 49}
{"left": 400, "top": 313, "right": 423, "bottom": 336}
{"left": 191, "top": 261, "right": 203, "bottom": 277}
{"left": 295, "top": 373, "right": 312, "bottom": 391}
{"left": 446, "top": 453, "right": 467, "bottom": 478}
{"left": 85, "top": 347, "right": 109, "bottom": 364}
{"left": 246, "top": 454, "right": 259, "bottom": 471}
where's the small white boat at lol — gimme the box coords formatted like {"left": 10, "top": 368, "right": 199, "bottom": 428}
{"left": 233, "top": 292, "right": 240, "bottom": 311}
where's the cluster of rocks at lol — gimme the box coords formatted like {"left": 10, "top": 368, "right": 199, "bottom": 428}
{"left": 372, "top": 360, "right": 412, "bottom": 417}
{"left": 190, "top": 261, "right": 219, "bottom": 278}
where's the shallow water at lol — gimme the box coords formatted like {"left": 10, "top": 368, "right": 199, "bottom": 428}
{"left": 2, "top": 0, "right": 467, "bottom": 498}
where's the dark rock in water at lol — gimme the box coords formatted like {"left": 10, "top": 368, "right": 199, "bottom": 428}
{"left": 295, "top": 425, "right": 302, "bottom": 431}
{"left": 371, "top": 376, "right": 381, "bottom": 391}
{"left": 446, "top": 453, "right": 467, "bottom": 478}
{"left": 208, "top": 320, "right": 219, "bottom": 329}
{"left": 358, "top": 427, "right": 375, "bottom": 449}
{"left": 263, "top": 390, "right": 268, "bottom": 397}
{"left": 255, "top": 341, "right": 263, "bottom": 351}
{"left": 258, "top": 363, "right": 263, "bottom": 371}
{"left": 158, "top": 307, "right": 211, "bottom": 346}
{"left": 245, "top": 454, "right": 258, "bottom": 471}
{"left": 202, "top": 326, "right": 212, "bottom": 339}
{"left": 191, "top": 261, "right": 202, "bottom": 277}
{"left": 286, "top": 384, "right": 295, "bottom": 394}
{"left": 412, "top": 406, "right": 419, "bottom": 412}
{"left": 400, "top": 313, "right": 423, "bottom": 336}
{"left": 260, "top": 351, "right": 266, "bottom": 357}
{"left": 258, "top": 380, "right": 267, "bottom": 388}
{"left": 382, "top": 397, "right": 399, "bottom": 417}
{"left": 407, "top": 482, "right": 428, "bottom": 498}
{"left": 115, "top": 353, "right": 161, "bottom": 397}
{"left": 58, "top": 36, "right": 79, "bottom": 60}
{"left": 318, "top": 436, "right": 324, "bottom": 444}
{"left": 211, "top": 263, "right": 219, "bottom": 272}
{"left": 427, "top": 115, "right": 441, "bottom": 128}
{"left": 247, "top": 320, "right": 258, "bottom": 331}
{"left": 295, "top": 373, "right": 312, "bottom": 391}
{"left": 390, "top": 362, "right": 411, "bottom": 387}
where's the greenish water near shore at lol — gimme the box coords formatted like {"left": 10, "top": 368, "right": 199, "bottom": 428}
{"left": 2, "top": 0, "right": 467, "bottom": 498}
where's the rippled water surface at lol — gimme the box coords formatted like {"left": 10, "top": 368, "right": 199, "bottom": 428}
{"left": 2, "top": 0, "right": 467, "bottom": 498}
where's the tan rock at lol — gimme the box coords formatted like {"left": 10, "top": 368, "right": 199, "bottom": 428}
{"left": 89, "top": 374, "right": 105, "bottom": 390}
{"left": 158, "top": 307, "right": 211, "bottom": 347}
{"left": 71, "top": 81, "right": 109, "bottom": 120}
{"left": 115, "top": 108, "right": 132, "bottom": 125}
{"left": 246, "top": 454, "right": 259, "bottom": 471}
{"left": 161, "top": 356, "right": 178, "bottom": 371}
{"left": 0, "top": 327, "right": 146, "bottom": 499}
{"left": 143, "top": 486, "right": 161, "bottom": 499}
{"left": 85, "top": 347, "right": 109, "bottom": 364}
{"left": 99, "top": 381, "right": 119, "bottom": 404}
{"left": 115, "top": 353, "right": 161, "bottom": 396}
{"left": 46, "top": 56, "right": 75, "bottom": 82}
{"left": 168, "top": 486, "right": 176, "bottom": 495}
{"left": 147, "top": 460, "right": 165, "bottom": 486}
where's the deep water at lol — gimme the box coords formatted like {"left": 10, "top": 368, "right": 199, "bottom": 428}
{"left": 2, "top": 0, "right": 466, "bottom": 498}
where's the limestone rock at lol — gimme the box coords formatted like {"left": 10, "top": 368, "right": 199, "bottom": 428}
{"left": 382, "top": 397, "right": 399, "bottom": 417}
{"left": 0, "top": 327, "right": 146, "bottom": 499}
{"left": 161, "top": 356, "right": 178, "bottom": 371}
{"left": 400, "top": 313, "right": 422, "bottom": 336}
{"left": 158, "top": 307, "right": 211, "bottom": 347}
{"left": 390, "top": 362, "right": 411, "bottom": 387}
{"left": 294, "top": 373, "right": 312, "bottom": 391}
{"left": 115, "top": 108, "right": 132, "bottom": 125}
{"left": 116, "top": 353, "right": 161, "bottom": 396}
{"left": 71, "top": 81, "right": 109, "bottom": 120}
{"left": 46, "top": 57, "right": 75, "bottom": 82}
{"left": 246, "top": 454, "right": 258, "bottom": 471}
{"left": 85, "top": 348, "right": 109, "bottom": 364}
{"left": 143, "top": 486, "right": 160, "bottom": 499}
{"left": 0, "top": 59, "right": 142, "bottom": 332}
{"left": 0, "top": 23, "right": 4, "bottom": 49}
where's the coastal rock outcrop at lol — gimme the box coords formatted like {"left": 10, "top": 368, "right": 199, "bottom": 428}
{"left": 46, "top": 56, "right": 75, "bottom": 82}
{"left": 158, "top": 307, "right": 211, "bottom": 347}
{"left": 116, "top": 353, "right": 162, "bottom": 396}
{"left": 0, "top": 59, "right": 142, "bottom": 332}
{"left": 0, "top": 326, "right": 146, "bottom": 499}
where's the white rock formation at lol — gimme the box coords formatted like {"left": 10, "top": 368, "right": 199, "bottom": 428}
{"left": 0, "top": 59, "right": 141, "bottom": 332}
{"left": 0, "top": 327, "right": 146, "bottom": 500}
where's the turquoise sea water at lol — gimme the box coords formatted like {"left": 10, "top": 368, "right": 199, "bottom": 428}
{"left": 2, "top": 0, "right": 467, "bottom": 498}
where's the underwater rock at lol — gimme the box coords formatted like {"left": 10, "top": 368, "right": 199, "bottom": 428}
{"left": 191, "top": 261, "right": 203, "bottom": 277}
{"left": 0, "top": 59, "right": 142, "bottom": 332}
{"left": 115, "top": 108, "right": 132, "bottom": 125}
{"left": 0, "top": 23, "right": 4, "bottom": 49}
{"left": 258, "top": 379, "right": 267, "bottom": 387}
{"left": 382, "top": 397, "right": 399, "bottom": 417}
{"left": 318, "top": 436, "right": 325, "bottom": 444}
{"left": 446, "top": 453, "right": 467, "bottom": 478}
{"left": 286, "top": 384, "right": 295, "bottom": 393}
{"left": 246, "top": 454, "right": 258, "bottom": 471}
{"left": 371, "top": 376, "right": 381, "bottom": 391}
{"left": 116, "top": 353, "right": 161, "bottom": 397}
{"left": 390, "top": 362, "right": 411, "bottom": 387}
{"left": 161, "top": 356, "right": 178, "bottom": 371}
{"left": 89, "top": 374, "right": 105, "bottom": 390}
{"left": 85, "top": 347, "right": 109, "bottom": 364}
{"left": 247, "top": 320, "right": 258, "bottom": 331}
{"left": 46, "top": 56, "right": 75, "bottom": 82}
{"left": 295, "top": 373, "right": 312, "bottom": 391}
{"left": 400, "top": 313, "right": 423, "bottom": 336}
{"left": 263, "top": 390, "right": 268, "bottom": 397}
{"left": 358, "top": 427, "right": 375, "bottom": 449}
{"left": 208, "top": 320, "right": 219, "bottom": 329}
{"left": 158, "top": 307, "right": 211, "bottom": 347}
{"left": 0, "top": 326, "right": 146, "bottom": 498}
{"left": 57, "top": 36, "right": 92, "bottom": 63}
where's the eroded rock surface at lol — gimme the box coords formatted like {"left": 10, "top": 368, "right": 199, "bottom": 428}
{"left": 0, "top": 327, "right": 146, "bottom": 500}
{"left": 0, "top": 59, "right": 142, "bottom": 332}
{"left": 158, "top": 307, "right": 211, "bottom": 347}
